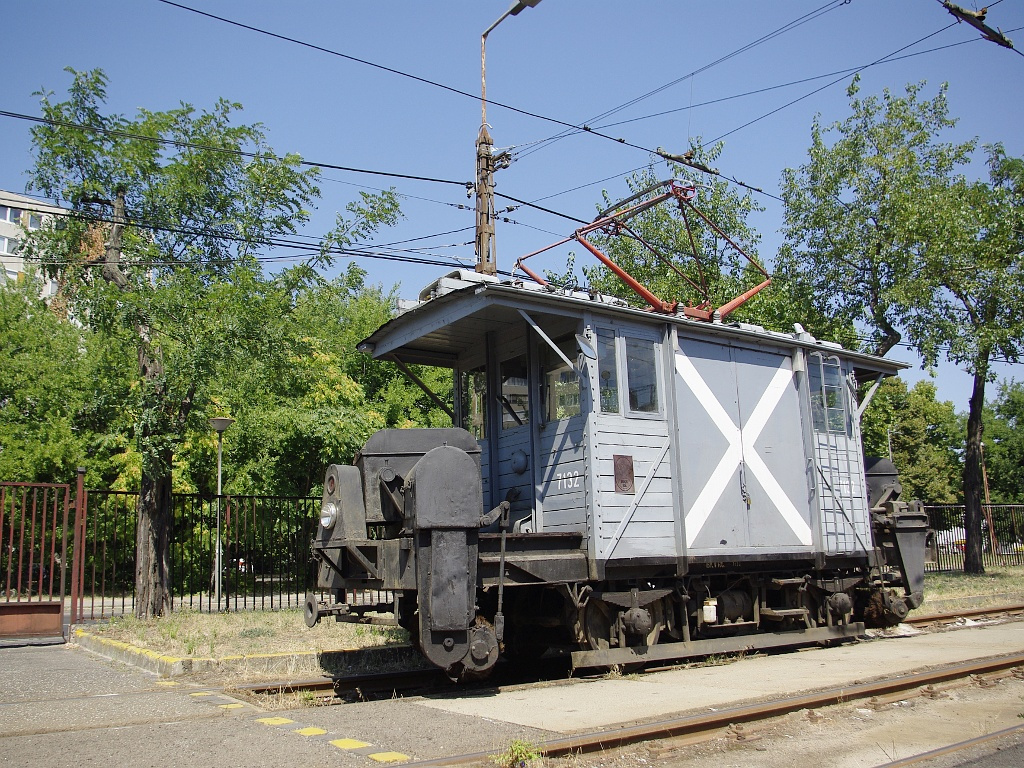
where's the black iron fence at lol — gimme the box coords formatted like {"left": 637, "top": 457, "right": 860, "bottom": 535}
{"left": 12, "top": 479, "right": 1024, "bottom": 622}
{"left": 76, "top": 490, "right": 319, "bottom": 619}
{"left": 925, "top": 505, "right": 1024, "bottom": 572}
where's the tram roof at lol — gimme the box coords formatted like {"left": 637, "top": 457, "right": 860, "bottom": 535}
{"left": 359, "top": 271, "right": 909, "bottom": 380}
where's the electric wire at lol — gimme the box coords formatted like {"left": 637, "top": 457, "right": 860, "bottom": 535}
{"left": 708, "top": 21, "right": 960, "bottom": 144}
{"left": 513, "top": 0, "right": 852, "bottom": 161}
{"left": 153, "top": 0, "right": 708, "bottom": 163}
{"left": 584, "top": 32, "right": 1021, "bottom": 133}
{"left": 155, "top": 0, "right": 645, "bottom": 152}
{"left": 0, "top": 108, "right": 471, "bottom": 188}
{"left": 5, "top": 202, "right": 473, "bottom": 270}
{"left": 519, "top": 20, "right": 1024, "bottom": 211}
{"left": 11, "top": 205, "right": 1022, "bottom": 367}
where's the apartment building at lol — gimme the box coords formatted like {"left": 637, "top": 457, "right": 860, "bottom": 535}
{"left": 0, "top": 189, "right": 64, "bottom": 298}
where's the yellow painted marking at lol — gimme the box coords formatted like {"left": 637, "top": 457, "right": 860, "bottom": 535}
{"left": 368, "top": 752, "right": 410, "bottom": 763}
{"left": 155, "top": 681, "right": 178, "bottom": 686}
{"left": 330, "top": 739, "right": 372, "bottom": 750}
{"left": 218, "top": 703, "right": 245, "bottom": 709}
{"left": 189, "top": 692, "right": 213, "bottom": 697}
{"left": 256, "top": 717, "right": 295, "bottom": 726}
{"left": 293, "top": 727, "right": 327, "bottom": 737}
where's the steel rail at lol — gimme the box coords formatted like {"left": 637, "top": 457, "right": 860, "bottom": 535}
{"left": 229, "top": 604, "right": 1024, "bottom": 701}
{"left": 235, "top": 667, "right": 445, "bottom": 698}
{"left": 876, "top": 721, "right": 1024, "bottom": 767}
{"left": 905, "top": 602, "right": 1024, "bottom": 626}
{"left": 400, "top": 651, "right": 1024, "bottom": 767}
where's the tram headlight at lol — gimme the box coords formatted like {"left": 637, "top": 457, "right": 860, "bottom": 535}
{"left": 320, "top": 501, "right": 338, "bottom": 530}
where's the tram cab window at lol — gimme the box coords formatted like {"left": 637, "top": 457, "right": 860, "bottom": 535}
{"left": 542, "top": 337, "right": 581, "bottom": 421}
{"left": 808, "top": 353, "right": 851, "bottom": 436}
{"left": 596, "top": 329, "right": 619, "bottom": 413}
{"left": 461, "top": 367, "right": 487, "bottom": 439}
{"left": 500, "top": 355, "right": 530, "bottom": 430}
{"left": 596, "top": 329, "right": 661, "bottom": 416}
{"left": 625, "top": 336, "right": 659, "bottom": 413}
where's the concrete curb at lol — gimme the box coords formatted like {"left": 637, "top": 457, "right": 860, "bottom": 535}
{"left": 71, "top": 628, "right": 424, "bottom": 678}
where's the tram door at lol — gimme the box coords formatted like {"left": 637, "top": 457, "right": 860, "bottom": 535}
{"left": 534, "top": 336, "right": 587, "bottom": 534}
{"left": 494, "top": 349, "right": 534, "bottom": 528}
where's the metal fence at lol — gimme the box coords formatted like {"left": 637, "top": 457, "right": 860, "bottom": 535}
{"left": 925, "top": 505, "right": 1024, "bottom": 572}
{"left": 75, "top": 490, "right": 320, "bottom": 620}
{"left": 12, "top": 479, "right": 1024, "bottom": 623}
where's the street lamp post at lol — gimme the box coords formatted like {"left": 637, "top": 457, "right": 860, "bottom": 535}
{"left": 210, "top": 416, "right": 234, "bottom": 609}
{"left": 475, "top": 0, "right": 543, "bottom": 275}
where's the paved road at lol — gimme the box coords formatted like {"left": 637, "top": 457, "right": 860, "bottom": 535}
{"left": 0, "top": 642, "right": 543, "bottom": 767}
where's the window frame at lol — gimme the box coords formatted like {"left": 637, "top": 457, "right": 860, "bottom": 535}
{"left": 808, "top": 352, "right": 852, "bottom": 437}
{"left": 594, "top": 326, "right": 664, "bottom": 420}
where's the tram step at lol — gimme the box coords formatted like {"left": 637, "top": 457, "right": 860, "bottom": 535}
{"left": 760, "top": 607, "right": 809, "bottom": 621}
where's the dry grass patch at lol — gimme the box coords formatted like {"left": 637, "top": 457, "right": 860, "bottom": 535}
{"left": 89, "top": 608, "right": 407, "bottom": 659}
{"left": 85, "top": 568, "right": 1024, "bottom": 661}
{"left": 922, "top": 565, "right": 1024, "bottom": 611}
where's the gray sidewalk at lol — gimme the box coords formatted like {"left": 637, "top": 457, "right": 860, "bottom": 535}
{"left": 3, "top": 621, "right": 1024, "bottom": 767}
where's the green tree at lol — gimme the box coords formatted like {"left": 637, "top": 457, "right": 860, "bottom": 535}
{"left": 0, "top": 273, "right": 88, "bottom": 482}
{"left": 982, "top": 381, "right": 1024, "bottom": 505}
{"left": 779, "top": 79, "right": 1024, "bottom": 573}
{"left": 860, "top": 378, "right": 963, "bottom": 503}
{"left": 24, "top": 68, "right": 398, "bottom": 616}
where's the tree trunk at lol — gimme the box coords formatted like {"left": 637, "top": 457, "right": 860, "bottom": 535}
{"left": 135, "top": 449, "right": 173, "bottom": 618}
{"left": 962, "top": 361, "right": 989, "bottom": 575}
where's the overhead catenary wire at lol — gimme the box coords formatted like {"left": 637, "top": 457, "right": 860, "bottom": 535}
{"left": 518, "top": 20, "right": 1024, "bottom": 212}
{"left": 708, "top": 21, "right": 961, "bottom": 144}
{"left": 513, "top": 0, "right": 853, "bottom": 162}
{"left": 575, "top": 31, "right": 1024, "bottom": 135}
{"left": 0, "top": 108, "right": 472, "bottom": 189}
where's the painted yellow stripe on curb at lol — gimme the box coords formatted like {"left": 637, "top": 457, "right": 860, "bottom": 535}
{"left": 368, "top": 752, "right": 410, "bottom": 763}
{"left": 189, "top": 692, "right": 213, "bottom": 697}
{"left": 256, "top": 717, "right": 295, "bottom": 726}
{"left": 330, "top": 739, "right": 371, "bottom": 750}
{"left": 293, "top": 727, "right": 327, "bottom": 737}
{"left": 218, "top": 703, "right": 245, "bottom": 709}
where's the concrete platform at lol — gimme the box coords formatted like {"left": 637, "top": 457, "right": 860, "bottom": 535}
{"left": 417, "top": 621, "right": 1024, "bottom": 733}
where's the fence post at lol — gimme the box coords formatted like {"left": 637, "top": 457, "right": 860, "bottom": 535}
{"left": 69, "top": 468, "right": 86, "bottom": 625}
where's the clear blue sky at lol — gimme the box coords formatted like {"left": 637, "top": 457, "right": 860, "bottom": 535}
{"left": 4, "top": 1, "right": 1023, "bottom": 410}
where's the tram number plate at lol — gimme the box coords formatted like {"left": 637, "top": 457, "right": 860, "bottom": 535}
{"left": 556, "top": 471, "right": 581, "bottom": 490}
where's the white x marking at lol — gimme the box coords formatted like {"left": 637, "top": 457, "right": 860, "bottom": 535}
{"left": 676, "top": 351, "right": 812, "bottom": 548}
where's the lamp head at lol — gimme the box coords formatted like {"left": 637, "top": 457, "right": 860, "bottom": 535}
{"left": 210, "top": 417, "right": 235, "bottom": 434}
{"left": 509, "top": 0, "right": 542, "bottom": 15}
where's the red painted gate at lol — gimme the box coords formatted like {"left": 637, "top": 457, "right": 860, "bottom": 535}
{"left": 0, "top": 470, "right": 86, "bottom": 639}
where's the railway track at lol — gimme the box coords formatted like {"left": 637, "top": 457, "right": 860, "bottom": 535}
{"left": 404, "top": 651, "right": 1024, "bottom": 767}
{"left": 236, "top": 602, "right": 1024, "bottom": 703}
{"left": 904, "top": 602, "right": 1024, "bottom": 627}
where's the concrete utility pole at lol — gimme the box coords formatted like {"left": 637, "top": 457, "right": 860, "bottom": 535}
{"left": 475, "top": 0, "right": 543, "bottom": 275}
